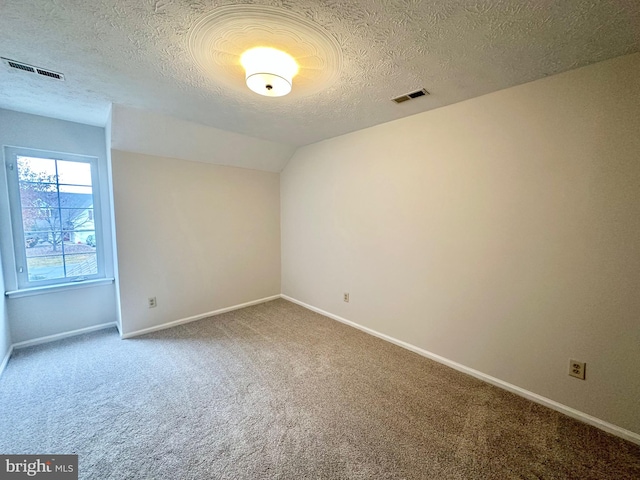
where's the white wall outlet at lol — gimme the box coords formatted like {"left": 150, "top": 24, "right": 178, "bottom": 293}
{"left": 569, "top": 359, "right": 585, "bottom": 380}
{"left": 343, "top": 292, "right": 349, "bottom": 303}
{"left": 148, "top": 297, "right": 157, "bottom": 308}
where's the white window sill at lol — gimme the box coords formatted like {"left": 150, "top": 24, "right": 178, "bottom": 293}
{"left": 5, "top": 278, "right": 115, "bottom": 298}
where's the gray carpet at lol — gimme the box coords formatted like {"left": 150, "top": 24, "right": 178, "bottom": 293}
{"left": 1, "top": 299, "right": 638, "bottom": 479}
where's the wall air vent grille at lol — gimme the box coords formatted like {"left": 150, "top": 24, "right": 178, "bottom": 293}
{"left": 392, "top": 88, "right": 429, "bottom": 104}
{"left": 2, "top": 58, "right": 64, "bottom": 81}
{"left": 7, "top": 61, "right": 35, "bottom": 73}
{"left": 36, "top": 68, "right": 63, "bottom": 80}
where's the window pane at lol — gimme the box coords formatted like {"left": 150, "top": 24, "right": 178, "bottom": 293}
{"left": 8, "top": 148, "right": 104, "bottom": 288}
{"left": 62, "top": 231, "right": 96, "bottom": 251}
{"left": 17, "top": 156, "right": 56, "bottom": 180}
{"left": 19, "top": 181, "right": 58, "bottom": 209}
{"left": 21, "top": 208, "right": 61, "bottom": 234}
{"left": 59, "top": 184, "right": 93, "bottom": 195}
{"left": 27, "top": 255, "right": 65, "bottom": 282}
{"left": 24, "top": 230, "right": 65, "bottom": 256}
{"left": 58, "top": 208, "right": 94, "bottom": 232}
{"left": 25, "top": 237, "right": 66, "bottom": 257}
{"left": 65, "top": 253, "right": 98, "bottom": 277}
{"left": 57, "top": 160, "right": 92, "bottom": 186}
{"left": 59, "top": 194, "right": 93, "bottom": 212}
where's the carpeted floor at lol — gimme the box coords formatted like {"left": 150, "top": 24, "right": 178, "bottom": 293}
{"left": 0, "top": 299, "right": 638, "bottom": 479}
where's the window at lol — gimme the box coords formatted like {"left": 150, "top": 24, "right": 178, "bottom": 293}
{"left": 5, "top": 147, "right": 105, "bottom": 289}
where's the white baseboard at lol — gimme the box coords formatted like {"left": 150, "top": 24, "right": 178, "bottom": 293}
{"left": 281, "top": 295, "right": 640, "bottom": 446}
{"left": 0, "top": 344, "right": 13, "bottom": 377}
{"left": 121, "top": 294, "right": 281, "bottom": 339}
{"left": 12, "top": 322, "right": 118, "bottom": 350}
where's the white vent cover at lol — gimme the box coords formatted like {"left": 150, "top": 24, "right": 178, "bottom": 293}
{"left": 392, "top": 88, "right": 429, "bottom": 104}
{"left": 2, "top": 58, "right": 64, "bottom": 81}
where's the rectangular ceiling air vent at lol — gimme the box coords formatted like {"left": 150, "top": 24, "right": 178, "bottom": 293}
{"left": 2, "top": 58, "right": 65, "bottom": 81}
{"left": 392, "top": 88, "right": 429, "bottom": 104}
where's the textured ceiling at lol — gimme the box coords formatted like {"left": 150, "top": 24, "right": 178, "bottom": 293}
{"left": 0, "top": 0, "right": 639, "bottom": 146}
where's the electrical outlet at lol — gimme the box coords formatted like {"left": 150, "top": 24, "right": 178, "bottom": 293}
{"left": 569, "top": 359, "right": 585, "bottom": 380}
{"left": 343, "top": 292, "right": 349, "bottom": 303}
{"left": 148, "top": 297, "right": 157, "bottom": 308}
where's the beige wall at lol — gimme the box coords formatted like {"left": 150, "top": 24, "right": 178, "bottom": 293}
{"left": 111, "top": 105, "right": 296, "bottom": 172}
{"left": 0, "top": 248, "right": 10, "bottom": 366}
{"left": 281, "top": 53, "right": 640, "bottom": 434}
{"left": 112, "top": 150, "right": 281, "bottom": 335}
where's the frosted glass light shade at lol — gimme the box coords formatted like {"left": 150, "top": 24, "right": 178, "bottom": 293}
{"left": 240, "top": 47, "right": 299, "bottom": 97}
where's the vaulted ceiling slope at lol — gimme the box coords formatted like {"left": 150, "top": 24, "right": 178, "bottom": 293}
{"left": 1, "top": 1, "right": 639, "bottom": 146}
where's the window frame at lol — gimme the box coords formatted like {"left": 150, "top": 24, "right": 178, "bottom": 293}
{"left": 4, "top": 146, "right": 106, "bottom": 290}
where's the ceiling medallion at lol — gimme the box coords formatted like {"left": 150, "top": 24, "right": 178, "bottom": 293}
{"left": 188, "top": 5, "right": 343, "bottom": 99}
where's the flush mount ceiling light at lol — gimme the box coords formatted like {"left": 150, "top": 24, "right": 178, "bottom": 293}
{"left": 240, "top": 47, "right": 299, "bottom": 97}
{"left": 188, "top": 5, "right": 342, "bottom": 99}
